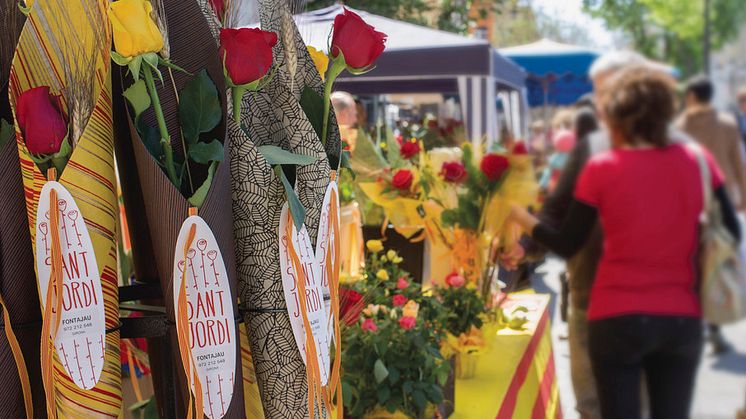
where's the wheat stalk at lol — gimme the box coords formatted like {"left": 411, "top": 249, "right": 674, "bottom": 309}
{"left": 40, "top": 0, "right": 107, "bottom": 148}
{"left": 151, "top": 0, "right": 170, "bottom": 60}
{"left": 281, "top": 7, "right": 297, "bottom": 92}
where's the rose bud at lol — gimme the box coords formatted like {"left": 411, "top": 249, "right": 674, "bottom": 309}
{"left": 220, "top": 28, "right": 277, "bottom": 86}
{"left": 440, "top": 161, "right": 467, "bottom": 183}
{"left": 480, "top": 153, "right": 510, "bottom": 182}
{"left": 331, "top": 8, "right": 386, "bottom": 70}
{"left": 108, "top": 0, "right": 165, "bottom": 59}
{"left": 17, "top": 86, "right": 67, "bottom": 155}
{"left": 391, "top": 169, "right": 414, "bottom": 191}
{"left": 399, "top": 141, "right": 421, "bottom": 160}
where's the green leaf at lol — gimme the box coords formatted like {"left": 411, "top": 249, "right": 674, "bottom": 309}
{"left": 187, "top": 161, "right": 218, "bottom": 208}
{"left": 412, "top": 389, "right": 427, "bottom": 410}
{"left": 179, "top": 70, "right": 222, "bottom": 143}
{"left": 123, "top": 79, "right": 151, "bottom": 122}
{"left": 111, "top": 50, "right": 133, "bottom": 66}
{"left": 0, "top": 119, "right": 14, "bottom": 149}
{"left": 188, "top": 140, "right": 224, "bottom": 164}
{"left": 387, "top": 365, "right": 400, "bottom": 384}
{"left": 342, "top": 381, "right": 353, "bottom": 407}
{"left": 258, "top": 145, "right": 317, "bottom": 166}
{"left": 373, "top": 359, "right": 389, "bottom": 384}
{"left": 376, "top": 385, "right": 391, "bottom": 404}
{"left": 18, "top": 1, "right": 31, "bottom": 15}
{"left": 128, "top": 56, "right": 143, "bottom": 81}
{"left": 299, "top": 86, "right": 325, "bottom": 141}
{"left": 277, "top": 166, "right": 306, "bottom": 230}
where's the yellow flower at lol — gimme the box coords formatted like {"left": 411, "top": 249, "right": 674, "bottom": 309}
{"left": 386, "top": 250, "right": 397, "bottom": 260}
{"left": 392, "top": 256, "right": 403, "bottom": 264}
{"left": 366, "top": 239, "right": 383, "bottom": 253}
{"left": 403, "top": 300, "right": 419, "bottom": 319}
{"left": 380, "top": 255, "right": 388, "bottom": 262}
{"left": 376, "top": 269, "right": 389, "bottom": 281}
{"left": 307, "top": 46, "right": 329, "bottom": 81}
{"left": 108, "top": 0, "right": 164, "bottom": 58}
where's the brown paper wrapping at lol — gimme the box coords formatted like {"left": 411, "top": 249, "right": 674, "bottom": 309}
{"left": 113, "top": 0, "right": 244, "bottom": 416}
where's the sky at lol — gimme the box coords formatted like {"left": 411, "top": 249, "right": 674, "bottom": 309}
{"left": 531, "top": 0, "right": 616, "bottom": 49}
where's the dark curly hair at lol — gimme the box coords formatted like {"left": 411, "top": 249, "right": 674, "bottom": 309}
{"left": 601, "top": 66, "right": 677, "bottom": 147}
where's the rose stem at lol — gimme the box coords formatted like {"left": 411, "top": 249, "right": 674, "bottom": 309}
{"left": 167, "top": 67, "right": 194, "bottom": 194}
{"left": 321, "top": 60, "right": 346, "bottom": 147}
{"left": 143, "top": 65, "right": 179, "bottom": 188}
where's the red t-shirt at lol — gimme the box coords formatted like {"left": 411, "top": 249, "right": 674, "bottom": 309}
{"left": 574, "top": 143, "right": 724, "bottom": 320}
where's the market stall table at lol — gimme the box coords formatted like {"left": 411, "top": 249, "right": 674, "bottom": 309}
{"left": 451, "top": 293, "right": 562, "bottom": 419}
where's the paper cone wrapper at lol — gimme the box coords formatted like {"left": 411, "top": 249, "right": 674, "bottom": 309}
{"left": 8, "top": 0, "right": 121, "bottom": 415}
{"left": 0, "top": 138, "right": 45, "bottom": 417}
{"left": 113, "top": 0, "right": 245, "bottom": 416}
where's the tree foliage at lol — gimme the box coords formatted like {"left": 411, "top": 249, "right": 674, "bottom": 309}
{"left": 582, "top": 0, "right": 746, "bottom": 76}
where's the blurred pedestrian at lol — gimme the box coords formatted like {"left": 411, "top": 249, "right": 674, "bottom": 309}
{"left": 499, "top": 50, "right": 647, "bottom": 419}
{"left": 539, "top": 129, "right": 577, "bottom": 194}
{"left": 510, "top": 66, "right": 741, "bottom": 419}
{"left": 331, "top": 91, "right": 358, "bottom": 152}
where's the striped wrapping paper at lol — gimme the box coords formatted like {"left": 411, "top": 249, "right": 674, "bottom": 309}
{"left": 7, "top": 0, "right": 121, "bottom": 416}
{"left": 112, "top": 0, "right": 245, "bottom": 416}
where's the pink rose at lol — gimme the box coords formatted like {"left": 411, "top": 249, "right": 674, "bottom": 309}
{"left": 445, "top": 272, "right": 466, "bottom": 288}
{"left": 399, "top": 316, "right": 416, "bottom": 330}
{"left": 396, "top": 277, "right": 409, "bottom": 290}
{"left": 361, "top": 318, "right": 378, "bottom": 332}
{"left": 392, "top": 294, "right": 407, "bottom": 307}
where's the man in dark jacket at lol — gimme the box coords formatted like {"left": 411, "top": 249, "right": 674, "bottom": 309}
{"left": 499, "top": 50, "right": 648, "bottom": 419}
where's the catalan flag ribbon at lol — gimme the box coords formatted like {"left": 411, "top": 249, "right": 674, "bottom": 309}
{"left": 8, "top": 0, "right": 122, "bottom": 416}
{"left": 452, "top": 294, "right": 562, "bottom": 419}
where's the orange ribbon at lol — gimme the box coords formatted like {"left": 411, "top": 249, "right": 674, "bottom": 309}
{"left": 285, "top": 211, "right": 325, "bottom": 418}
{"left": 176, "top": 207, "right": 204, "bottom": 418}
{"left": 41, "top": 168, "right": 64, "bottom": 418}
{"left": 325, "top": 175, "right": 343, "bottom": 418}
{"left": 0, "top": 293, "right": 33, "bottom": 418}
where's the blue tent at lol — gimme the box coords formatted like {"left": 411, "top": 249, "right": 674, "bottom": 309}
{"left": 501, "top": 39, "right": 599, "bottom": 108}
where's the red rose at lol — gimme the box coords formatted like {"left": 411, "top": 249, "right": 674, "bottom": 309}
{"left": 219, "top": 28, "right": 277, "bottom": 86}
{"left": 440, "top": 161, "right": 467, "bottom": 183}
{"left": 427, "top": 119, "right": 438, "bottom": 129}
{"left": 17, "top": 86, "right": 67, "bottom": 155}
{"left": 331, "top": 8, "right": 386, "bottom": 69}
{"left": 399, "top": 316, "right": 416, "bottom": 330}
{"left": 445, "top": 272, "right": 465, "bottom": 288}
{"left": 392, "top": 294, "right": 407, "bottom": 307}
{"left": 340, "top": 288, "right": 364, "bottom": 325}
{"left": 391, "top": 169, "right": 413, "bottom": 191}
{"left": 513, "top": 142, "right": 528, "bottom": 155}
{"left": 396, "top": 277, "right": 409, "bottom": 290}
{"left": 399, "top": 141, "right": 420, "bottom": 160}
{"left": 480, "top": 153, "right": 509, "bottom": 182}
{"left": 361, "top": 318, "right": 377, "bottom": 332}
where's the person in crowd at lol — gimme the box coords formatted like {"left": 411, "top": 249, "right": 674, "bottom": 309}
{"left": 509, "top": 66, "right": 741, "bottom": 419}
{"left": 676, "top": 76, "right": 746, "bottom": 354}
{"left": 500, "top": 50, "right": 647, "bottom": 419}
{"left": 331, "top": 91, "right": 358, "bottom": 152}
{"left": 736, "top": 86, "right": 746, "bottom": 143}
{"left": 539, "top": 129, "right": 577, "bottom": 194}
{"left": 677, "top": 76, "right": 746, "bottom": 210}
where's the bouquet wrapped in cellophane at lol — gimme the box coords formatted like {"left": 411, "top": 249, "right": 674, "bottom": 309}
{"left": 8, "top": 0, "right": 122, "bottom": 416}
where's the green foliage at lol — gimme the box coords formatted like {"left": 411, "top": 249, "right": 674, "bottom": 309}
{"left": 341, "top": 244, "right": 450, "bottom": 416}
{"left": 0, "top": 119, "right": 14, "bottom": 149}
{"left": 435, "top": 284, "right": 486, "bottom": 337}
{"left": 179, "top": 70, "right": 222, "bottom": 144}
{"left": 583, "top": 0, "right": 746, "bottom": 75}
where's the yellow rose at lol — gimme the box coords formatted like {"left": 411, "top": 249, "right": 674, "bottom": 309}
{"left": 392, "top": 256, "right": 403, "bottom": 264}
{"left": 402, "top": 300, "right": 419, "bottom": 319}
{"left": 376, "top": 269, "right": 389, "bottom": 281}
{"left": 386, "top": 250, "right": 397, "bottom": 260}
{"left": 366, "top": 239, "right": 383, "bottom": 253}
{"left": 307, "top": 46, "right": 329, "bottom": 81}
{"left": 108, "top": 0, "right": 164, "bottom": 58}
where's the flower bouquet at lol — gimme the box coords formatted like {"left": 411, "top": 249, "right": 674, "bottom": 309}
{"left": 340, "top": 246, "right": 450, "bottom": 419}
{"left": 110, "top": 0, "right": 245, "bottom": 416}
{"left": 0, "top": 2, "right": 44, "bottom": 416}
{"left": 9, "top": 0, "right": 122, "bottom": 416}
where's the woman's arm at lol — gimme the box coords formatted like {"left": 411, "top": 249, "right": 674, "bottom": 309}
{"left": 715, "top": 186, "right": 741, "bottom": 242}
{"left": 510, "top": 200, "right": 598, "bottom": 259}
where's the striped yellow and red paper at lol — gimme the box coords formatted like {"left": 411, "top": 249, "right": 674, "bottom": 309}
{"left": 452, "top": 293, "right": 562, "bottom": 419}
{"left": 8, "top": 0, "right": 121, "bottom": 416}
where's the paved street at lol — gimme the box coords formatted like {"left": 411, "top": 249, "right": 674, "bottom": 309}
{"left": 536, "top": 258, "right": 746, "bottom": 419}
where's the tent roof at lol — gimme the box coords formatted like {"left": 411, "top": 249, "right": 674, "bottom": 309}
{"left": 295, "top": 5, "right": 526, "bottom": 93}
{"left": 296, "top": 5, "right": 486, "bottom": 51}
{"left": 501, "top": 38, "right": 599, "bottom": 78}
{"left": 500, "top": 38, "right": 601, "bottom": 57}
